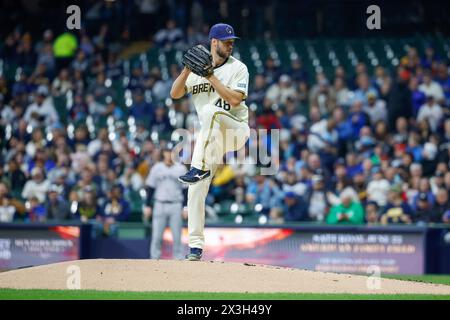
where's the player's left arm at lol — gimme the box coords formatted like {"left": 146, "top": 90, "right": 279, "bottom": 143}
{"left": 207, "top": 65, "right": 249, "bottom": 108}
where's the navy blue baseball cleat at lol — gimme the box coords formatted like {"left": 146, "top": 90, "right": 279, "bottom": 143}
{"left": 185, "top": 247, "right": 203, "bottom": 261}
{"left": 178, "top": 167, "right": 210, "bottom": 185}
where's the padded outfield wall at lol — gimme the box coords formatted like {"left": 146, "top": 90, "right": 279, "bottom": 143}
{"left": 1, "top": 222, "right": 450, "bottom": 275}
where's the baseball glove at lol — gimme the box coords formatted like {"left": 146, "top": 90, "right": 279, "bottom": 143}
{"left": 182, "top": 45, "right": 214, "bottom": 78}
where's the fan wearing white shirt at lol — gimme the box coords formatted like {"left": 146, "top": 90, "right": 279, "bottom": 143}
{"left": 419, "top": 72, "right": 445, "bottom": 103}
{"left": 417, "top": 95, "right": 444, "bottom": 132}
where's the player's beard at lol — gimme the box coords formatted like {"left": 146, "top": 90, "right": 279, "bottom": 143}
{"left": 216, "top": 44, "right": 231, "bottom": 60}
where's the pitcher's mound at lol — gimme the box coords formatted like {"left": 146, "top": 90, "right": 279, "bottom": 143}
{"left": 1, "top": 259, "right": 449, "bottom": 295}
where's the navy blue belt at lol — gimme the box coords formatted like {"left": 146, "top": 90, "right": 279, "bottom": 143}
{"left": 155, "top": 200, "right": 182, "bottom": 204}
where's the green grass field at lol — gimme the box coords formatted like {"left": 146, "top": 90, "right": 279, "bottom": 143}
{"left": 1, "top": 274, "right": 450, "bottom": 300}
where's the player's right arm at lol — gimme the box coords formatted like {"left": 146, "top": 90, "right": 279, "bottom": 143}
{"left": 170, "top": 67, "right": 191, "bottom": 99}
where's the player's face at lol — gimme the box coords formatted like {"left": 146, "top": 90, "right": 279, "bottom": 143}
{"left": 216, "top": 39, "right": 234, "bottom": 59}
{"left": 162, "top": 149, "right": 173, "bottom": 164}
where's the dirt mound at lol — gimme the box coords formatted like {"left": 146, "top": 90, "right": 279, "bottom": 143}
{"left": 0, "top": 259, "right": 449, "bottom": 295}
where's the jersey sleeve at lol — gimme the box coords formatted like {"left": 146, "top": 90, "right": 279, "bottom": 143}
{"left": 145, "top": 164, "right": 158, "bottom": 188}
{"left": 230, "top": 64, "right": 249, "bottom": 99}
{"left": 185, "top": 73, "right": 195, "bottom": 94}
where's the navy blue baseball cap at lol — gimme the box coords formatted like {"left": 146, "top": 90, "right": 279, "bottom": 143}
{"left": 209, "top": 23, "right": 240, "bottom": 41}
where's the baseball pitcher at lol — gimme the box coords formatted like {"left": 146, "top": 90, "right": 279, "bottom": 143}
{"left": 170, "top": 23, "right": 250, "bottom": 261}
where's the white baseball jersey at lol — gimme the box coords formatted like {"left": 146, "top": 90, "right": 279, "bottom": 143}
{"left": 185, "top": 55, "right": 249, "bottom": 123}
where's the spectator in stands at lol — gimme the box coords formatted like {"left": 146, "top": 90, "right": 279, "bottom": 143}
{"left": 386, "top": 66, "right": 412, "bottom": 131}
{"left": 326, "top": 187, "right": 364, "bottom": 225}
{"left": 1, "top": 33, "right": 18, "bottom": 61}
{"left": 26, "top": 196, "right": 47, "bottom": 222}
{"left": 24, "top": 85, "right": 59, "bottom": 128}
{"left": 331, "top": 107, "right": 352, "bottom": 157}
{"left": 88, "top": 72, "right": 112, "bottom": 102}
{"left": 432, "top": 188, "right": 449, "bottom": 222}
{"left": 86, "top": 127, "right": 108, "bottom": 157}
{"left": 334, "top": 76, "right": 352, "bottom": 109}
{"left": 307, "top": 118, "right": 338, "bottom": 171}
{"left": 72, "top": 69, "right": 86, "bottom": 94}
{"left": 305, "top": 174, "right": 329, "bottom": 222}
{"left": 69, "top": 166, "right": 98, "bottom": 202}
{"left": 119, "top": 162, "right": 144, "bottom": 193}
{"left": 380, "top": 185, "right": 413, "bottom": 224}
{"left": 413, "top": 191, "right": 440, "bottom": 223}
{"left": 150, "top": 105, "right": 173, "bottom": 140}
{"left": 348, "top": 100, "right": 370, "bottom": 138}
{"left": 444, "top": 211, "right": 450, "bottom": 224}
{"left": 283, "top": 191, "right": 308, "bottom": 222}
{"left": 3, "top": 158, "right": 27, "bottom": 197}
{"left": 266, "top": 74, "right": 296, "bottom": 106}
{"left": 131, "top": 88, "right": 154, "bottom": 126}
{"left": 409, "top": 76, "right": 427, "bottom": 117}
{"left": 419, "top": 70, "right": 445, "bottom": 103}
{"left": 353, "top": 172, "right": 367, "bottom": 203}
{"left": 435, "top": 62, "right": 450, "bottom": 107}
{"left": 154, "top": 19, "right": 184, "bottom": 50}
{"left": 71, "top": 50, "right": 89, "bottom": 74}
{"left": 100, "top": 184, "right": 131, "bottom": 235}
{"left": 366, "top": 167, "right": 390, "bottom": 207}
{"left": 70, "top": 93, "right": 89, "bottom": 122}
{"left": 75, "top": 186, "right": 101, "bottom": 223}
{"left": 51, "top": 69, "right": 72, "bottom": 97}
{"left": 209, "top": 164, "right": 236, "bottom": 204}
{"left": 256, "top": 98, "right": 281, "bottom": 130}
{"left": 53, "top": 32, "right": 78, "bottom": 71}
{"left": 417, "top": 95, "right": 444, "bottom": 133}
{"left": 27, "top": 148, "right": 56, "bottom": 177}
{"left": 247, "top": 74, "right": 268, "bottom": 106}
{"left": 372, "top": 66, "right": 391, "bottom": 95}
{"left": 21, "top": 167, "right": 50, "bottom": 204}
{"left": 246, "top": 175, "right": 283, "bottom": 216}
{"left": 279, "top": 97, "right": 307, "bottom": 130}
{"left": 106, "top": 51, "right": 123, "bottom": 81}
{"left": 45, "top": 184, "right": 71, "bottom": 221}
{"left": 16, "top": 32, "right": 37, "bottom": 69}
{"left": 263, "top": 57, "right": 282, "bottom": 85}
{"left": 420, "top": 44, "right": 440, "bottom": 70}
{"left": 411, "top": 177, "right": 435, "bottom": 210}
{"left": 86, "top": 94, "right": 108, "bottom": 123}
{"left": 288, "top": 58, "right": 309, "bottom": 83}
{"left": 37, "top": 43, "right": 56, "bottom": 76}
{"left": 431, "top": 170, "right": 446, "bottom": 194}
{"left": 0, "top": 183, "right": 17, "bottom": 222}
{"left": 353, "top": 73, "right": 378, "bottom": 105}
{"left": 329, "top": 160, "right": 351, "bottom": 196}
{"left": 365, "top": 201, "right": 380, "bottom": 224}
{"left": 309, "top": 78, "right": 336, "bottom": 116}
{"left": 363, "top": 92, "right": 387, "bottom": 125}
{"left": 401, "top": 46, "right": 420, "bottom": 71}
{"left": 79, "top": 34, "right": 95, "bottom": 57}
{"left": 443, "top": 119, "right": 450, "bottom": 148}
{"left": 421, "top": 141, "right": 439, "bottom": 176}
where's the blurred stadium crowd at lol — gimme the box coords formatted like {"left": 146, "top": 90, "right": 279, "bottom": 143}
{"left": 0, "top": 18, "right": 450, "bottom": 233}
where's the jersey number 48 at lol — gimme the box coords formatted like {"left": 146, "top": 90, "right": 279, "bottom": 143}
{"left": 215, "top": 98, "right": 231, "bottom": 111}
